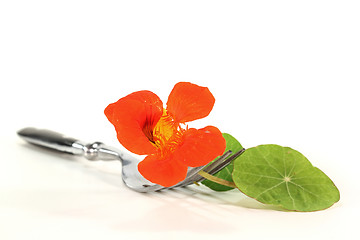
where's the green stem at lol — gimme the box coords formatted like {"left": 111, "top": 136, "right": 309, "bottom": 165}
{"left": 198, "top": 170, "right": 238, "bottom": 189}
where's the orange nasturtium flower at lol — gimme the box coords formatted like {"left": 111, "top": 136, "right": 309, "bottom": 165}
{"left": 104, "top": 82, "right": 226, "bottom": 187}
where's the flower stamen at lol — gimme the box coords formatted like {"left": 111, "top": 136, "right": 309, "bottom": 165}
{"left": 148, "top": 109, "right": 186, "bottom": 157}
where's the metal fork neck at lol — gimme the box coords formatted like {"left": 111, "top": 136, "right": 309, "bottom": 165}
{"left": 79, "top": 141, "right": 121, "bottom": 161}
{"left": 17, "top": 128, "right": 121, "bottom": 161}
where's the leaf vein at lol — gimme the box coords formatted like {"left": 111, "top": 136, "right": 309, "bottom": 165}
{"left": 242, "top": 176, "right": 264, "bottom": 192}
{"left": 287, "top": 156, "right": 297, "bottom": 177}
{"left": 239, "top": 172, "right": 284, "bottom": 180}
{"left": 285, "top": 181, "right": 296, "bottom": 209}
{"left": 255, "top": 181, "right": 285, "bottom": 199}
{"left": 256, "top": 149, "right": 284, "bottom": 177}
{"left": 289, "top": 181, "right": 320, "bottom": 199}
{"left": 282, "top": 147, "right": 287, "bottom": 177}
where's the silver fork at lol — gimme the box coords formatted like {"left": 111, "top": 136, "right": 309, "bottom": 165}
{"left": 17, "top": 127, "right": 245, "bottom": 192}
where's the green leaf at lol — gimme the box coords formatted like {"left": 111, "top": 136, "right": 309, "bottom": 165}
{"left": 201, "top": 133, "right": 243, "bottom": 191}
{"left": 232, "top": 144, "right": 340, "bottom": 212}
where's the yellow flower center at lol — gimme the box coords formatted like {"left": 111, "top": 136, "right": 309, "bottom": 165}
{"left": 151, "top": 109, "right": 185, "bottom": 155}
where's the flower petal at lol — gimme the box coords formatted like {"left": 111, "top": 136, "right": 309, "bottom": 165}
{"left": 172, "top": 126, "right": 226, "bottom": 167}
{"left": 166, "top": 82, "right": 215, "bottom": 123}
{"left": 104, "top": 90, "right": 163, "bottom": 155}
{"left": 138, "top": 153, "right": 188, "bottom": 187}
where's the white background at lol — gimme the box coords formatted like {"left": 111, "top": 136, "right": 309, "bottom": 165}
{"left": 1, "top": 1, "right": 359, "bottom": 239}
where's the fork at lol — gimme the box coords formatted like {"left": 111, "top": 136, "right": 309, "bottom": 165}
{"left": 17, "top": 127, "right": 245, "bottom": 192}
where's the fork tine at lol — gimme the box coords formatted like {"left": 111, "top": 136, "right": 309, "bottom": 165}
{"left": 206, "top": 148, "right": 245, "bottom": 176}
{"left": 185, "top": 148, "right": 246, "bottom": 185}
{"left": 169, "top": 150, "right": 233, "bottom": 188}
{"left": 201, "top": 150, "right": 233, "bottom": 173}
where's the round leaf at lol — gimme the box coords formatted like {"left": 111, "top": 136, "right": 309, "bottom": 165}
{"left": 232, "top": 144, "right": 340, "bottom": 212}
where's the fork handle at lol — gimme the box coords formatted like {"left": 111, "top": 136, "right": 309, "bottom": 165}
{"left": 17, "top": 127, "right": 121, "bottom": 161}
